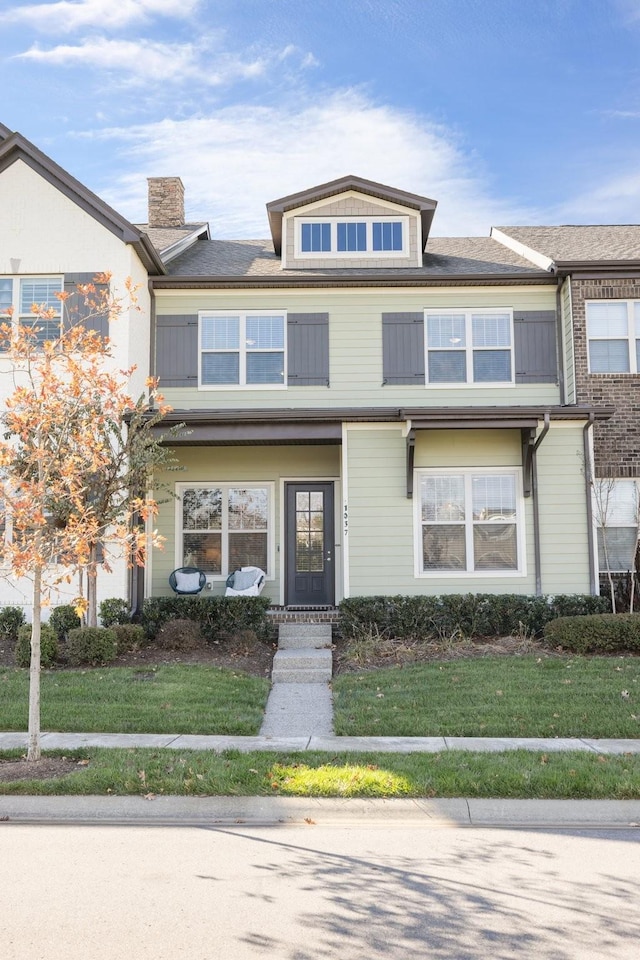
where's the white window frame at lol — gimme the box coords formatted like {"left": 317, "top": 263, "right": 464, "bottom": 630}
{"left": 0, "top": 276, "right": 64, "bottom": 345}
{"left": 423, "top": 307, "right": 515, "bottom": 387}
{"left": 295, "top": 216, "right": 409, "bottom": 258}
{"left": 594, "top": 478, "right": 640, "bottom": 574}
{"left": 176, "top": 481, "right": 274, "bottom": 580}
{"left": 586, "top": 300, "right": 640, "bottom": 374}
{"left": 414, "top": 467, "right": 525, "bottom": 577}
{"left": 198, "top": 310, "right": 287, "bottom": 390}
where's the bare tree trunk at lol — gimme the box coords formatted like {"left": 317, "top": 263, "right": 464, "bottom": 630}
{"left": 27, "top": 565, "right": 42, "bottom": 762}
{"left": 87, "top": 546, "right": 98, "bottom": 627}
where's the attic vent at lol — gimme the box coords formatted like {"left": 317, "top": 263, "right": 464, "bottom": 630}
{"left": 147, "top": 177, "right": 185, "bottom": 228}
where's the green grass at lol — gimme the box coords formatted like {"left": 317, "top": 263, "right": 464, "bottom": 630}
{"left": 0, "top": 665, "right": 270, "bottom": 735}
{"left": 333, "top": 655, "right": 640, "bottom": 738}
{"left": 1, "top": 748, "right": 639, "bottom": 799}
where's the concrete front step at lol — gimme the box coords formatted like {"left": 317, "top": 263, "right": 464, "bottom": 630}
{"left": 277, "top": 623, "right": 333, "bottom": 650}
{"left": 271, "top": 647, "right": 333, "bottom": 683}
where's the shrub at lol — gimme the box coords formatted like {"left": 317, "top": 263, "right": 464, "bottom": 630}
{"left": 140, "top": 595, "right": 272, "bottom": 642}
{"left": 48, "top": 604, "right": 81, "bottom": 640}
{"left": 111, "top": 623, "right": 146, "bottom": 654}
{"left": 338, "top": 593, "right": 612, "bottom": 643}
{"left": 543, "top": 613, "right": 640, "bottom": 653}
{"left": 66, "top": 627, "right": 117, "bottom": 666}
{"left": 99, "top": 597, "right": 130, "bottom": 628}
{"left": 156, "top": 618, "right": 204, "bottom": 651}
{"left": 0, "top": 606, "right": 26, "bottom": 644}
{"left": 15, "top": 623, "right": 58, "bottom": 668}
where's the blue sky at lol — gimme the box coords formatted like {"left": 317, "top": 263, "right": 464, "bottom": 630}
{"left": 1, "top": 0, "right": 640, "bottom": 238}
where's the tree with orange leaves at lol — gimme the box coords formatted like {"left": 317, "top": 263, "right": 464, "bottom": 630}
{"left": 0, "top": 278, "right": 172, "bottom": 761}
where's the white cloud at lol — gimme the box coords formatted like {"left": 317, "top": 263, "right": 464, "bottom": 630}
{"left": 552, "top": 169, "right": 640, "bottom": 224}
{"left": 15, "top": 35, "right": 315, "bottom": 87}
{"left": 87, "top": 90, "right": 536, "bottom": 237}
{"left": 0, "top": 0, "right": 200, "bottom": 32}
{"left": 14, "top": 36, "right": 276, "bottom": 85}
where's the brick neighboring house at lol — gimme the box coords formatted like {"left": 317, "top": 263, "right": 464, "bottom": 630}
{"left": 493, "top": 225, "right": 640, "bottom": 589}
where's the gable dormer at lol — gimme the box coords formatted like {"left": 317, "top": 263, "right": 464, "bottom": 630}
{"left": 266, "top": 175, "right": 437, "bottom": 270}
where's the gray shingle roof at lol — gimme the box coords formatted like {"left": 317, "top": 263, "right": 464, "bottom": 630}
{"left": 135, "top": 223, "right": 208, "bottom": 256}
{"left": 495, "top": 225, "right": 640, "bottom": 263}
{"left": 164, "top": 235, "right": 542, "bottom": 278}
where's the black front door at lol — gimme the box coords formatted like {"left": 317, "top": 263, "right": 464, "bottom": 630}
{"left": 285, "top": 482, "right": 335, "bottom": 606}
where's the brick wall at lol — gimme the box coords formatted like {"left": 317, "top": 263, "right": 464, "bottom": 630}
{"left": 572, "top": 277, "right": 640, "bottom": 476}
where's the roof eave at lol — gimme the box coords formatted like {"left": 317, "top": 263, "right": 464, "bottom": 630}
{"left": 153, "top": 270, "right": 553, "bottom": 289}
{"left": 0, "top": 128, "right": 166, "bottom": 275}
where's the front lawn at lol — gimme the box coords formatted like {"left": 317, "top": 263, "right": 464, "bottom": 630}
{"left": 0, "top": 665, "right": 270, "bottom": 735}
{"left": 333, "top": 655, "right": 640, "bottom": 738}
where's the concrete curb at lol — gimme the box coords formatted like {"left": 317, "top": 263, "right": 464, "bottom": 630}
{"left": 1, "top": 795, "right": 639, "bottom": 827}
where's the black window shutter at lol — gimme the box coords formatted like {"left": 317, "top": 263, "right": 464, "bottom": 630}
{"left": 156, "top": 315, "right": 199, "bottom": 387}
{"left": 287, "top": 313, "right": 329, "bottom": 386}
{"left": 382, "top": 312, "right": 425, "bottom": 384}
{"left": 514, "top": 311, "right": 558, "bottom": 383}
{"left": 63, "top": 272, "right": 109, "bottom": 337}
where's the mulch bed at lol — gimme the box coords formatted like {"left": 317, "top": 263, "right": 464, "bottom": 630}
{"left": 0, "top": 756, "right": 86, "bottom": 783}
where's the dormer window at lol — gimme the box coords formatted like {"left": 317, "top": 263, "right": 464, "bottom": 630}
{"left": 295, "top": 217, "right": 408, "bottom": 258}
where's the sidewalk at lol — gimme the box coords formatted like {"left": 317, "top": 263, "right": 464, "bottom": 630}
{"left": 2, "top": 731, "right": 640, "bottom": 753}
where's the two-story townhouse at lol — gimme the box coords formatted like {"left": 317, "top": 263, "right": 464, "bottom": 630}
{"left": 142, "top": 175, "right": 611, "bottom": 607}
{"left": 0, "top": 125, "right": 197, "bottom": 614}
{"left": 492, "top": 225, "right": 640, "bottom": 589}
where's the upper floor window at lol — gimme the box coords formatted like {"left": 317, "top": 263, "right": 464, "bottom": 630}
{"left": 296, "top": 217, "right": 408, "bottom": 258}
{"left": 0, "top": 276, "right": 63, "bottom": 346}
{"left": 425, "top": 309, "right": 513, "bottom": 385}
{"left": 416, "top": 469, "right": 523, "bottom": 575}
{"left": 586, "top": 301, "right": 640, "bottom": 373}
{"left": 199, "top": 311, "right": 286, "bottom": 388}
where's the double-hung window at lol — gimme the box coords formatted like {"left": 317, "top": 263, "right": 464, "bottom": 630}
{"left": 0, "top": 277, "right": 63, "bottom": 346}
{"left": 297, "top": 217, "right": 408, "bottom": 257}
{"left": 417, "top": 469, "right": 522, "bottom": 574}
{"left": 586, "top": 301, "right": 640, "bottom": 373}
{"left": 425, "top": 309, "right": 513, "bottom": 384}
{"left": 594, "top": 479, "right": 639, "bottom": 572}
{"left": 179, "top": 484, "right": 271, "bottom": 577}
{"left": 199, "top": 311, "right": 286, "bottom": 387}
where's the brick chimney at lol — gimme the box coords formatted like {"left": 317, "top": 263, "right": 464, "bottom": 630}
{"left": 147, "top": 177, "right": 185, "bottom": 227}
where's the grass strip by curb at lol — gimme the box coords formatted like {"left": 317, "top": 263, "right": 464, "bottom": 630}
{"left": 1, "top": 748, "right": 639, "bottom": 799}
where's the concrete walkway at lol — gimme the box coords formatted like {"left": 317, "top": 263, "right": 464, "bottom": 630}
{"left": 2, "top": 731, "right": 640, "bottom": 753}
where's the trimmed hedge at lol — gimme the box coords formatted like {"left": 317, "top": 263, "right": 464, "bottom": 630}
{"left": 544, "top": 613, "right": 640, "bottom": 653}
{"left": 99, "top": 598, "right": 130, "bottom": 628}
{"left": 48, "top": 605, "right": 81, "bottom": 640}
{"left": 0, "top": 606, "right": 26, "bottom": 644}
{"left": 66, "top": 627, "right": 117, "bottom": 666}
{"left": 15, "top": 624, "right": 59, "bottom": 668}
{"left": 338, "top": 593, "right": 612, "bottom": 642}
{"left": 140, "top": 595, "right": 273, "bottom": 642}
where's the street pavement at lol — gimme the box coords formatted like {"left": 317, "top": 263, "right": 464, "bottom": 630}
{"left": 1, "top": 818, "right": 639, "bottom": 959}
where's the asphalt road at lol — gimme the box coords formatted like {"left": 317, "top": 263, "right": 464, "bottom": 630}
{"left": 2, "top": 819, "right": 639, "bottom": 959}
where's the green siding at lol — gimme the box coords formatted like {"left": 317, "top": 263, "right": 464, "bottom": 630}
{"left": 536, "top": 425, "right": 590, "bottom": 593}
{"left": 344, "top": 423, "right": 589, "bottom": 597}
{"left": 156, "top": 285, "right": 560, "bottom": 410}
